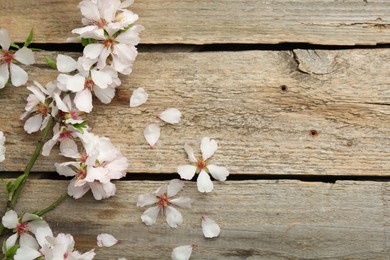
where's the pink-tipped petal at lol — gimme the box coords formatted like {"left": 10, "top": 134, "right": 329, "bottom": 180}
{"left": 56, "top": 54, "right": 77, "bottom": 73}
{"left": 10, "top": 63, "right": 28, "bottom": 87}
{"left": 171, "top": 245, "right": 194, "bottom": 260}
{"left": 143, "top": 124, "right": 160, "bottom": 147}
{"left": 165, "top": 206, "right": 183, "bottom": 228}
{"left": 130, "top": 87, "right": 148, "bottom": 107}
{"left": 97, "top": 233, "right": 119, "bottom": 247}
{"left": 167, "top": 179, "right": 184, "bottom": 197}
{"left": 197, "top": 170, "right": 214, "bottom": 193}
{"left": 157, "top": 108, "right": 181, "bottom": 124}
{"left": 207, "top": 165, "right": 229, "bottom": 182}
{"left": 14, "top": 47, "right": 35, "bottom": 65}
{"left": 201, "top": 216, "right": 220, "bottom": 238}
{"left": 200, "top": 137, "right": 218, "bottom": 161}
{"left": 141, "top": 206, "right": 160, "bottom": 226}
{"left": 137, "top": 193, "right": 158, "bottom": 207}
{"left": 184, "top": 143, "right": 197, "bottom": 163}
{"left": 177, "top": 165, "right": 196, "bottom": 180}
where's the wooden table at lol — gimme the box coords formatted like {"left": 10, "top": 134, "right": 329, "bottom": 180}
{"left": 1, "top": 1, "right": 389, "bottom": 259}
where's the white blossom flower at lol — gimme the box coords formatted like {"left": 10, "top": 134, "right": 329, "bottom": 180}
{"left": 157, "top": 108, "right": 181, "bottom": 124}
{"left": 0, "top": 28, "right": 35, "bottom": 88}
{"left": 137, "top": 179, "right": 191, "bottom": 228}
{"left": 57, "top": 56, "right": 120, "bottom": 113}
{"left": 1, "top": 210, "right": 51, "bottom": 257}
{"left": 41, "top": 232, "right": 95, "bottom": 259}
{"left": 54, "top": 94, "right": 84, "bottom": 126}
{"left": 55, "top": 132, "right": 128, "bottom": 200}
{"left": 171, "top": 244, "right": 195, "bottom": 260}
{"left": 129, "top": 87, "right": 148, "bottom": 107}
{"left": 0, "top": 131, "right": 5, "bottom": 162}
{"left": 177, "top": 137, "right": 229, "bottom": 193}
{"left": 97, "top": 233, "right": 119, "bottom": 247}
{"left": 143, "top": 124, "right": 160, "bottom": 148}
{"left": 13, "top": 226, "right": 53, "bottom": 260}
{"left": 201, "top": 216, "right": 220, "bottom": 238}
{"left": 42, "top": 123, "right": 80, "bottom": 158}
{"left": 20, "top": 81, "right": 59, "bottom": 134}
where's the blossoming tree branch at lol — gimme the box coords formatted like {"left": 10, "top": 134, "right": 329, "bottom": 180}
{"left": 0, "top": 0, "right": 229, "bottom": 259}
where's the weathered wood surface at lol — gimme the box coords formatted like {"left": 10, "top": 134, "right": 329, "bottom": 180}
{"left": 1, "top": 0, "right": 390, "bottom": 45}
{"left": 0, "top": 49, "right": 389, "bottom": 176}
{"left": 0, "top": 180, "right": 388, "bottom": 259}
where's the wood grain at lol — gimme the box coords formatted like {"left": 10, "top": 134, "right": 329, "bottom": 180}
{"left": 1, "top": 0, "right": 390, "bottom": 45}
{"left": 0, "top": 180, "right": 388, "bottom": 259}
{"left": 0, "top": 50, "right": 389, "bottom": 176}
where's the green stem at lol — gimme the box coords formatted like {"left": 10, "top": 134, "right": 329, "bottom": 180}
{"left": 8, "top": 116, "right": 54, "bottom": 208}
{"left": 34, "top": 192, "right": 69, "bottom": 217}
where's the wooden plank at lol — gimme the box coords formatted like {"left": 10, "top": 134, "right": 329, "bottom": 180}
{"left": 0, "top": 180, "right": 388, "bottom": 259}
{"left": 1, "top": 0, "right": 390, "bottom": 45}
{"left": 0, "top": 50, "right": 389, "bottom": 176}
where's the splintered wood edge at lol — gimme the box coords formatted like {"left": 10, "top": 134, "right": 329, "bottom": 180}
{"left": 1, "top": 0, "right": 390, "bottom": 45}
{"left": 0, "top": 50, "right": 389, "bottom": 176}
{"left": 0, "top": 180, "right": 388, "bottom": 259}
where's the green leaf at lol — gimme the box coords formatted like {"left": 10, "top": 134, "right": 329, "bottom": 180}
{"left": 3, "top": 242, "right": 19, "bottom": 259}
{"left": 72, "top": 121, "right": 88, "bottom": 134}
{"left": 24, "top": 28, "right": 34, "bottom": 47}
{"left": 9, "top": 43, "right": 20, "bottom": 50}
{"left": 44, "top": 56, "right": 57, "bottom": 70}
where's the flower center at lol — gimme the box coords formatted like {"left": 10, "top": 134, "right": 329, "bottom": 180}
{"left": 103, "top": 38, "right": 115, "bottom": 48}
{"left": 38, "top": 104, "right": 48, "bottom": 116}
{"left": 76, "top": 168, "right": 87, "bottom": 180}
{"left": 59, "top": 130, "right": 73, "bottom": 140}
{"left": 1, "top": 51, "right": 14, "bottom": 64}
{"left": 84, "top": 78, "right": 94, "bottom": 90}
{"left": 196, "top": 160, "right": 207, "bottom": 170}
{"left": 93, "top": 18, "right": 107, "bottom": 29}
{"left": 69, "top": 111, "right": 79, "bottom": 120}
{"left": 158, "top": 194, "right": 170, "bottom": 208}
{"left": 16, "top": 222, "right": 28, "bottom": 235}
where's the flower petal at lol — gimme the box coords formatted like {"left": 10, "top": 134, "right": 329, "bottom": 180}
{"left": 129, "top": 87, "right": 148, "bottom": 107}
{"left": 207, "top": 165, "right": 229, "bottom": 182}
{"left": 170, "top": 197, "right": 192, "bottom": 209}
{"left": 83, "top": 43, "right": 104, "bottom": 59}
{"left": 91, "top": 69, "right": 112, "bottom": 89}
{"left": 10, "top": 63, "right": 28, "bottom": 87}
{"left": 20, "top": 233, "right": 39, "bottom": 250}
{"left": 0, "top": 29, "right": 10, "bottom": 50}
{"left": 14, "top": 247, "right": 41, "bottom": 260}
{"left": 197, "top": 170, "right": 214, "bottom": 193}
{"left": 2, "top": 210, "right": 18, "bottom": 229}
{"left": 157, "top": 108, "right": 181, "bottom": 124}
{"left": 56, "top": 54, "right": 77, "bottom": 73}
{"left": 97, "top": 233, "right": 119, "bottom": 247}
{"left": 201, "top": 216, "right": 220, "bottom": 238}
{"left": 74, "top": 89, "right": 93, "bottom": 113}
{"left": 141, "top": 206, "right": 160, "bottom": 226}
{"left": 24, "top": 114, "right": 43, "bottom": 134}
{"left": 67, "top": 74, "right": 85, "bottom": 92}
{"left": 177, "top": 165, "right": 196, "bottom": 180}
{"left": 137, "top": 193, "right": 158, "bottom": 207}
{"left": 34, "top": 226, "right": 53, "bottom": 247}
{"left": 200, "top": 137, "right": 218, "bottom": 161}
{"left": 60, "top": 139, "right": 79, "bottom": 158}
{"left": 165, "top": 206, "right": 183, "bottom": 228}
{"left": 68, "top": 179, "right": 90, "bottom": 199}
{"left": 5, "top": 233, "right": 18, "bottom": 251}
{"left": 171, "top": 245, "right": 194, "bottom": 260}
{"left": 42, "top": 139, "right": 57, "bottom": 157}
{"left": 94, "top": 85, "right": 115, "bottom": 104}
{"left": 55, "top": 162, "right": 77, "bottom": 177}
{"left": 0, "top": 63, "right": 9, "bottom": 89}
{"left": 14, "top": 47, "right": 35, "bottom": 65}
{"left": 167, "top": 179, "right": 184, "bottom": 197}
{"left": 143, "top": 124, "right": 160, "bottom": 148}
{"left": 184, "top": 143, "right": 197, "bottom": 163}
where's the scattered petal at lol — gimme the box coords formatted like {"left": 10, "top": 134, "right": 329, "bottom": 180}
{"left": 201, "top": 216, "right": 220, "bottom": 238}
{"left": 97, "top": 233, "right": 119, "bottom": 247}
{"left": 143, "top": 124, "right": 160, "bottom": 148}
{"left": 157, "top": 108, "right": 181, "bottom": 124}
{"left": 130, "top": 87, "right": 148, "bottom": 107}
{"left": 171, "top": 245, "right": 194, "bottom": 260}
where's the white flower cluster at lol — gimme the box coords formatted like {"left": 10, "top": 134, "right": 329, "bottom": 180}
{"left": 1, "top": 210, "right": 95, "bottom": 259}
